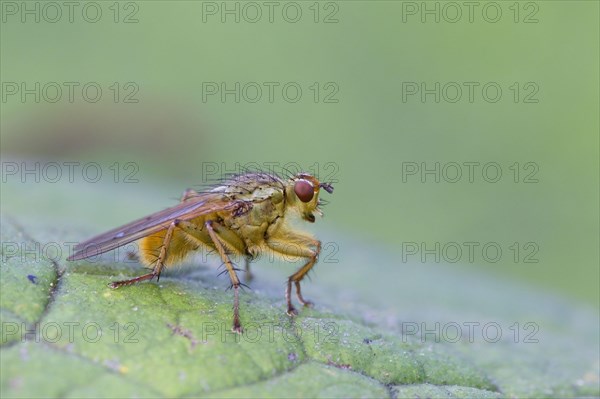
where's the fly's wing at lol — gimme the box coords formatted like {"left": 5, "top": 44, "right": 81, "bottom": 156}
{"left": 67, "top": 192, "right": 236, "bottom": 261}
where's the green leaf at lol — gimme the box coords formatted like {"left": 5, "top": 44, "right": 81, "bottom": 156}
{"left": 1, "top": 216, "right": 598, "bottom": 398}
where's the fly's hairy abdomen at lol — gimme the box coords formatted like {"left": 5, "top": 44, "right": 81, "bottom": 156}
{"left": 138, "top": 215, "right": 210, "bottom": 267}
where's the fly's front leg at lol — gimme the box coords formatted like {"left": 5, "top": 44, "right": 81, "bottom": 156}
{"left": 290, "top": 240, "right": 320, "bottom": 311}
{"left": 109, "top": 220, "right": 177, "bottom": 288}
{"left": 265, "top": 233, "right": 321, "bottom": 316}
{"left": 205, "top": 220, "right": 244, "bottom": 333}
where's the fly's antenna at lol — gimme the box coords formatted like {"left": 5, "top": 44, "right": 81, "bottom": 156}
{"left": 319, "top": 182, "right": 334, "bottom": 194}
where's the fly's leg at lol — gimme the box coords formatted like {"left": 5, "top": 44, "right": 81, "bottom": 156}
{"left": 164, "top": 216, "right": 247, "bottom": 333}
{"left": 205, "top": 220, "right": 244, "bottom": 333}
{"left": 265, "top": 233, "right": 321, "bottom": 316}
{"left": 177, "top": 219, "right": 246, "bottom": 332}
{"left": 289, "top": 240, "right": 320, "bottom": 313}
{"left": 109, "top": 219, "right": 177, "bottom": 288}
{"left": 108, "top": 189, "right": 198, "bottom": 289}
{"left": 244, "top": 256, "right": 253, "bottom": 282}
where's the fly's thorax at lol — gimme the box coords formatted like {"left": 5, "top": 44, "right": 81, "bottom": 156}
{"left": 217, "top": 188, "right": 285, "bottom": 248}
{"left": 220, "top": 181, "right": 285, "bottom": 233}
{"left": 213, "top": 173, "right": 285, "bottom": 197}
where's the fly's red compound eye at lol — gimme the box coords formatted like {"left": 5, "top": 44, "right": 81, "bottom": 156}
{"left": 294, "top": 180, "right": 314, "bottom": 203}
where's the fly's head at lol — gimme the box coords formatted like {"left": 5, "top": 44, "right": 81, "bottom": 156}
{"left": 285, "top": 173, "right": 334, "bottom": 223}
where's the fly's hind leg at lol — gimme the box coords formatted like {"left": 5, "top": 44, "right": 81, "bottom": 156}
{"left": 109, "top": 220, "right": 176, "bottom": 288}
{"left": 265, "top": 232, "right": 321, "bottom": 316}
{"left": 108, "top": 188, "right": 198, "bottom": 289}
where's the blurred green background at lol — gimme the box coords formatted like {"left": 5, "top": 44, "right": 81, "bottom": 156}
{"left": 1, "top": 0, "right": 598, "bottom": 310}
